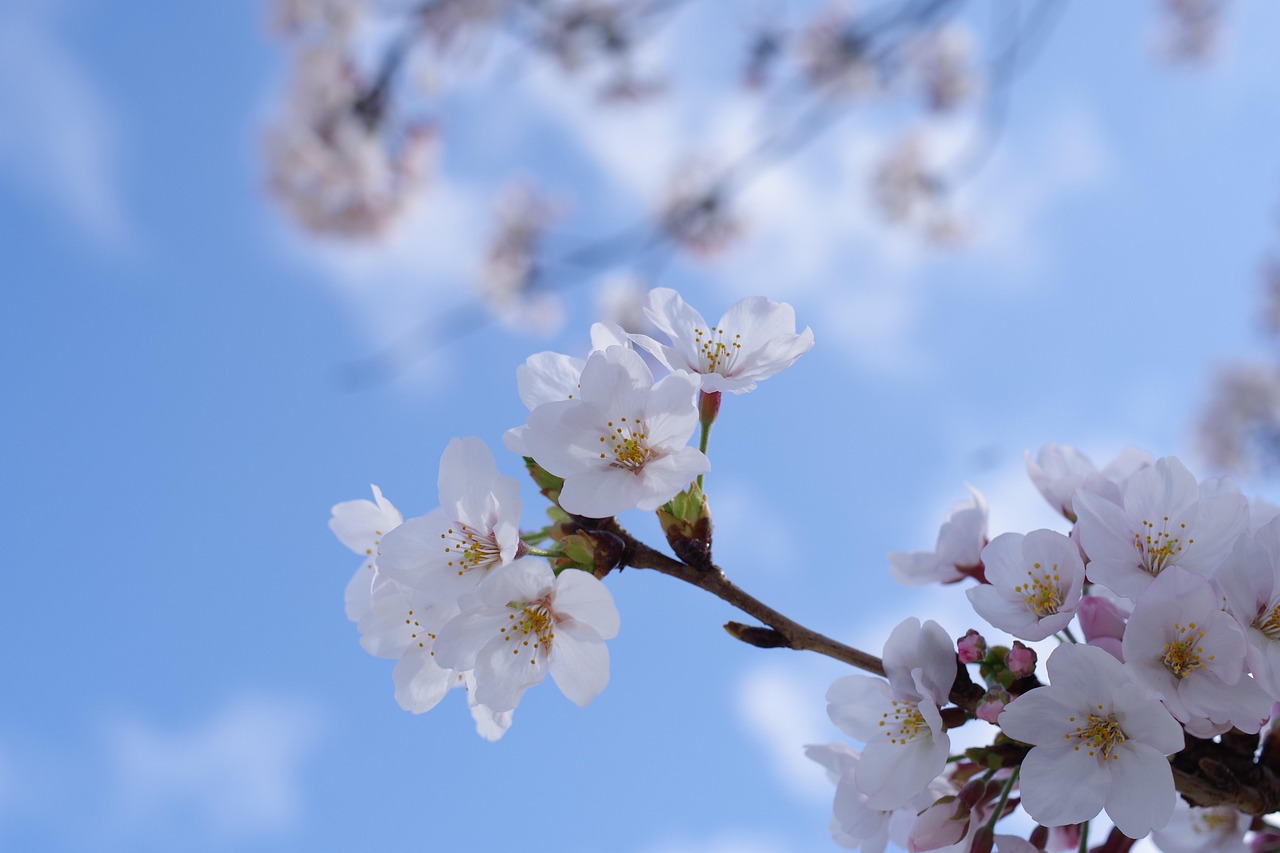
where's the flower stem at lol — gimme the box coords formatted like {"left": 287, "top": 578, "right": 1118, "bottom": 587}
{"left": 696, "top": 390, "right": 720, "bottom": 489}
{"left": 984, "top": 765, "right": 1019, "bottom": 835}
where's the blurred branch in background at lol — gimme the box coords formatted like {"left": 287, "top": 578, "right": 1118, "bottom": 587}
{"left": 262, "top": 0, "right": 1228, "bottom": 385}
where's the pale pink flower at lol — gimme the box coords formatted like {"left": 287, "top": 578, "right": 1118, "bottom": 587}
{"left": 889, "top": 486, "right": 987, "bottom": 586}
{"left": 329, "top": 484, "right": 403, "bottom": 620}
{"left": 1074, "top": 456, "right": 1247, "bottom": 599}
{"left": 826, "top": 619, "right": 956, "bottom": 810}
{"left": 632, "top": 287, "right": 814, "bottom": 395}
{"left": 1025, "top": 443, "right": 1153, "bottom": 521}
{"left": 966, "top": 529, "right": 1085, "bottom": 641}
{"left": 1214, "top": 518, "right": 1280, "bottom": 700}
{"left": 433, "top": 559, "right": 620, "bottom": 712}
{"left": 1151, "top": 800, "right": 1249, "bottom": 853}
{"left": 513, "top": 346, "right": 708, "bottom": 518}
{"left": 1078, "top": 594, "right": 1129, "bottom": 661}
{"left": 376, "top": 437, "right": 522, "bottom": 604}
{"left": 1123, "top": 566, "right": 1269, "bottom": 737}
{"left": 998, "top": 643, "right": 1183, "bottom": 838}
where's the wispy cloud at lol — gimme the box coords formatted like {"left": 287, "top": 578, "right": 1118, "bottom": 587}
{"left": 734, "top": 664, "right": 834, "bottom": 801}
{"left": 0, "top": 2, "right": 135, "bottom": 252}
{"left": 105, "top": 694, "right": 324, "bottom": 840}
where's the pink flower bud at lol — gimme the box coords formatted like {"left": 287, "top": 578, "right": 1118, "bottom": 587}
{"left": 957, "top": 629, "right": 987, "bottom": 663}
{"left": 1078, "top": 595, "right": 1128, "bottom": 661}
{"left": 976, "top": 687, "right": 1010, "bottom": 723}
{"left": 1004, "top": 641, "right": 1036, "bottom": 678}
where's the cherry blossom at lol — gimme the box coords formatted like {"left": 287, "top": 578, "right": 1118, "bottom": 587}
{"left": 376, "top": 437, "right": 522, "bottom": 603}
{"left": 1123, "top": 566, "right": 1270, "bottom": 737}
{"left": 889, "top": 486, "right": 987, "bottom": 585}
{"left": 966, "top": 529, "right": 1085, "bottom": 641}
{"left": 329, "top": 484, "right": 403, "bottom": 620}
{"left": 805, "top": 742, "right": 949, "bottom": 852}
{"left": 1074, "top": 456, "right": 1247, "bottom": 599}
{"left": 514, "top": 345, "right": 708, "bottom": 518}
{"left": 826, "top": 619, "right": 955, "bottom": 810}
{"left": 1150, "top": 800, "right": 1249, "bottom": 853}
{"left": 1213, "top": 518, "right": 1280, "bottom": 700}
{"left": 432, "top": 559, "right": 620, "bottom": 712}
{"left": 631, "top": 287, "right": 814, "bottom": 395}
{"left": 998, "top": 642, "right": 1184, "bottom": 838}
{"left": 1025, "top": 443, "right": 1152, "bottom": 520}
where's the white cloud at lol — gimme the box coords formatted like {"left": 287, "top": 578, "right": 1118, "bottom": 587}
{"left": 734, "top": 664, "right": 833, "bottom": 801}
{"left": 0, "top": 2, "right": 135, "bottom": 252}
{"left": 106, "top": 694, "right": 324, "bottom": 838}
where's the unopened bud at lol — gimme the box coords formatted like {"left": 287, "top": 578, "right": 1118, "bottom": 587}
{"left": 1005, "top": 641, "right": 1037, "bottom": 678}
{"left": 657, "top": 481, "right": 714, "bottom": 569}
{"left": 957, "top": 629, "right": 987, "bottom": 663}
{"left": 976, "top": 687, "right": 1010, "bottom": 724}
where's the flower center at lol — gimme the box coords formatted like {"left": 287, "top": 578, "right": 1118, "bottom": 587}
{"left": 501, "top": 600, "right": 557, "bottom": 666}
{"left": 440, "top": 524, "right": 503, "bottom": 577}
{"left": 1255, "top": 603, "right": 1280, "bottom": 640}
{"left": 1066, "top": 708, "right": 1127, "bottom": 760}
{"left": 693, "top": 326, "right": 742, "bottom": 375}
{"left": 598, "top": 417, "right": 655, "bottom": 472}
{"left": 1132, "top": 516, "right": 1193, "bottom": 576}
{"left": 1161, "top": 621, "right": 1210, "bottom": 678}
{"left": 878, "top": 699, "right": 929, "bottom": 745}
{"left": 1013, "top": 561, "right": 1063, "bottom": 618}
{"left": 1193, "top": 808, "right": 1238, "bottom": 834}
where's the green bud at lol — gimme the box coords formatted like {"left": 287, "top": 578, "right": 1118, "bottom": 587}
{"left": 657, "top": 482, "right": 713, "bottom": 569}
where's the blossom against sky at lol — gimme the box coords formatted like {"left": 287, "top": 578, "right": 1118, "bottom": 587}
{"left": 9, "top": 1, "right": 1280, "bottom": 851}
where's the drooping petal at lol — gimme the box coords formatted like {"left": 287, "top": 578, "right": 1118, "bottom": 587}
{"left": 1017, "top": 744, "right": 1108, "bottom": 827}
{"left": 1105, "top": 741, "right": 1177, "bottom": 838}
{"left": 548, "top": 620, "right": 609, "bottom": 706}
{"left": 552, "top": 569, "right": 620, "bottom": 638}
{"left": 392, "top": 647, "right": 455, "bottom": 713}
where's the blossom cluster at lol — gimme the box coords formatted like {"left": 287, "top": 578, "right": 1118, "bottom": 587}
{"left": 814, "top": 444, "right": 1280, "bottom": 850}
{"left": 331, "top": 287, "right": 812, "bottom": 734}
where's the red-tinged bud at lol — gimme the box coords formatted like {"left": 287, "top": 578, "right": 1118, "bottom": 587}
{"left": 976, "top": 687, "right": 1011, "bottom": 723}
{"left": 1005, "top": 641, "right": 1037, "bottom": 678}
{"left": 958, "top": 629, "right": 987, "bottom": 663}
{"left": 699, "top": 389, "right": 721, "bottom": 430}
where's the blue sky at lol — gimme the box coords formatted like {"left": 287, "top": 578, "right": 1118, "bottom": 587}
{"left": 6, "top": 1, "right": 1280, "bottom": 851}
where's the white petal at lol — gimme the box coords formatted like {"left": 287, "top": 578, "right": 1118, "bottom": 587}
{"left": 392, "top": 648, "right": 456, "bottom": 713}
{"left": 553, "top": 569, "right": 620, "bottom": 638}
{"left": 1106, "top": 742, "right": 1177, "bottom": 838}
{"left": 1018, "top": 745, "right": 1108, "bottom": 827}
{"left": 548, "top": 620, "right": 610, "bottom": 706}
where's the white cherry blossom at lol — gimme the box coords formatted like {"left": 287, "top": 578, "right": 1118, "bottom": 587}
{"left": 826, "top": 619, "right": 956, "bottom": 810}
{"left": 329, "top": 484, "right": 403, "bottom": 620}
{"left": 805, "top": 742, "right": 949, "bottom": 852}
{"left": 432, "top": 559, "right": 620, "bottom": 712}
{"left": 631, "top": 287, "right": 814, "bottom": 394}
{"left": 1074, "top": 456, "right": 1247, "bottom": 599}
{"left": 1150, "top": 800, "right": 1249, "bottom": 853}
{"left": 998, "top": 642, "right": 1183, "bottom": 838}
{"left": 514, "top": 345, "right": 708, "bottom": 518}
{"left": 967, "top": 529, "right": 1085, "bottom": 641}
{"left": 376, "top": 437, "right": 522, "bottom": 605}
{"left": 1025, "top": 443, "right": 1153, "bottom": 520}
{"left": 1123, "top": 566, "right": 1269, "bottom": 737}
{"left": 889, "top": 486, "right": 987, "bottom": 585}
{"left": 1213, "top": 518, "right": 1280, "bottom": 700}
{"left": 506, "top": 323, "right": 630, "bottom": 456}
